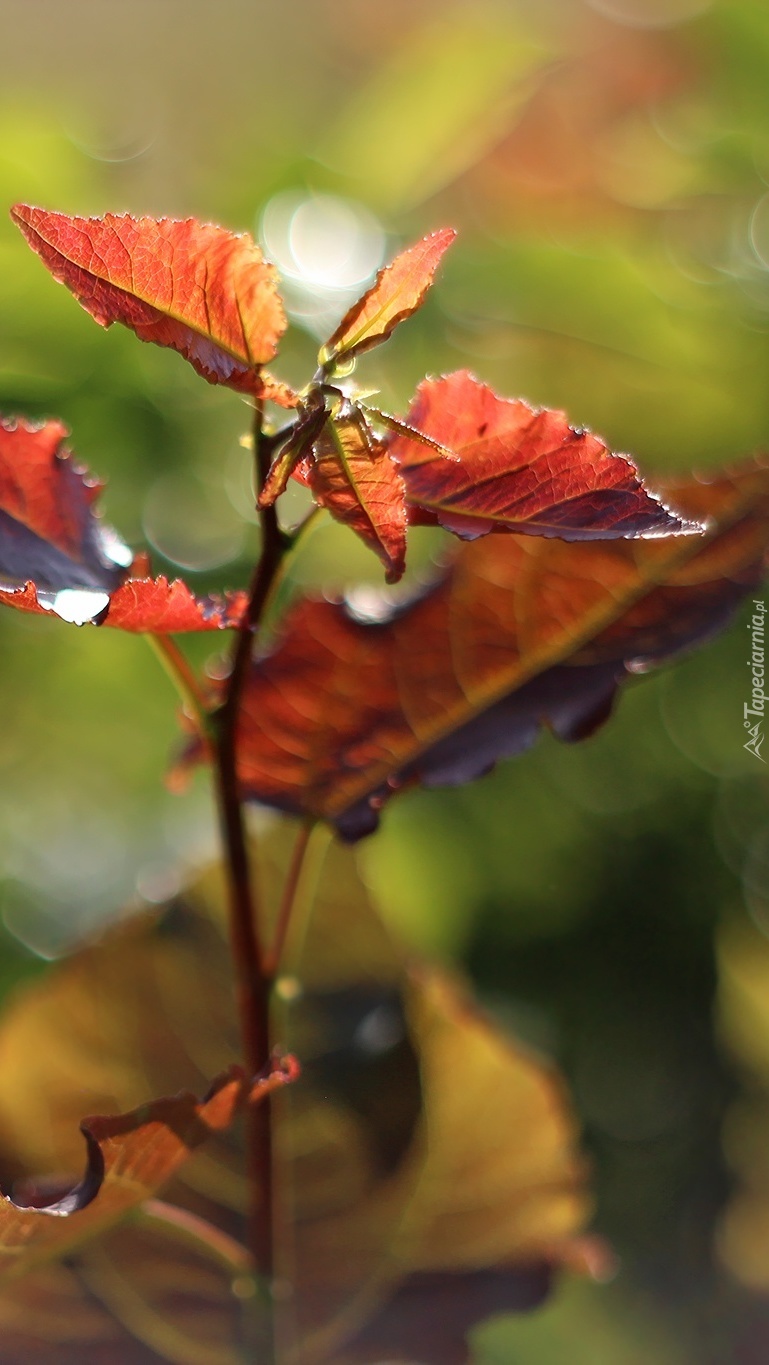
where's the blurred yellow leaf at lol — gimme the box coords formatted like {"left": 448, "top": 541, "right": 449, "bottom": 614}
{"left": 0, "top": 821, "right": 598, "bottom": 1362}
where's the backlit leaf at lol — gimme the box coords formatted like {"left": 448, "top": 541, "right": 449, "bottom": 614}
{"left": 390, "top": 371, "right": 694, "bottom": 540}
{"left": 11, "top": 207, "right": 286, "bottom": 395}
{"left": 319, "top": 228, "right": 456, "bottom": 365}
{"left": 281, "top": 952, "right": 604, "bottom": 1362}
{"left": 309, "top": 408, "right": 408, "bottom": 583}
{"left": 181, "top": 461, "right": 769, "bottom": 837}
{"left": 100, "top": 577, "right": 248, "bottom": 633}
{"left": 0, "top": 573, "right": 248, "bottom": 633}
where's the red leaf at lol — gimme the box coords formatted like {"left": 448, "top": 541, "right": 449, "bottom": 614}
{"left": 99, "top": 575, "right": 248, "bottom": 633}
{"left": 309, "top": 407, "right": 408, "bottom": 583}
{"left": 0, "top": 574, "right": 249, "bottom": 632}
{"left": 0, "top": 417, "right": 127, "bottom": 602}
{"left": 389, "top": 370, "right": 695, "bottom": 540}
{"left": 12, "top": 206, "right": 286, "bottom": 395}
{"left": 0, "top": 418, "right": 251, "bottom": 632}
{"left": 259, "top": 403, "right": 329, "bottom": 508}
{"left": 177, "top": 459, "right": 769, "bottom": 836}
{"left": 320, "top": 228, "right": 456, "bottom": 364}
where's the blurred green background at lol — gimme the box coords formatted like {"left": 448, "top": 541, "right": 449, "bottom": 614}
{"left": 1, "top": 0, "right": 769, "bottom": 1359}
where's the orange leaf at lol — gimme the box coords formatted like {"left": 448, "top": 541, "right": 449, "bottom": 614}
{"left": 390, "top": 370, "right": 694, "bottom": 540}
{"left": 0, "top": 1231, "right": 247, "bottom": 1363}
{"left": 0, "top": 1065, "right": 292, "bottom": 1283}
{"left": 309, "top": 408, "right": 408, "bottom": 583}
{"left": 100, "top": 576, "right": 248, "bottom": 633}
{"left": 12, "top": 206, "right": 286, "bottom": 394}
{"left": 319, "top": 227, "right": 456, "bottom": 365}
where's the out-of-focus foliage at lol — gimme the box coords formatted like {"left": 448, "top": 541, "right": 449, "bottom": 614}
{"left": 179, "top": 459, "right": 767, "bottom": 839}
{"left": 0, "top": 0, "right": 768, "bottom": 1360}
{"left": 0, "top": 825, "right": 600, "bottom": 1362}
{"left": 0, "top": 1067, "right": 254, "bottom": 1286}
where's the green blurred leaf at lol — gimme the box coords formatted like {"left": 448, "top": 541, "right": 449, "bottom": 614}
{"left": 318, "top": 6, "right": 551, "bottom": 212}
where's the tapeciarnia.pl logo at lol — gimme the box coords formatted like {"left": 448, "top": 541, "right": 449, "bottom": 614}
{"left": 744, "top": 599, "right": 767, "bottom": 762}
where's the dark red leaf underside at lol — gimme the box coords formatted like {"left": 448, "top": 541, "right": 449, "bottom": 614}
{"left": 0, "top": 417, "right": 126, "bottom": 597}
{"left": 0, "top": 419, "right": 249, "bottom": 631}
{"left": 177, "top": 460, "right": 769, "bottom": 837}
{"left": 309, "top": 409, "right": 408, "bottom": 582}
{"left": 390, "top": 371, "right": 694, "bottom": 540}
{"left": 320, "top": 228, "right": 457, "bottom": 364}
{"left": 259, "top": 403, "right": 329, "bottom": 508}
{"left": 11, "top": 206, "right": 287, "bottom": 394}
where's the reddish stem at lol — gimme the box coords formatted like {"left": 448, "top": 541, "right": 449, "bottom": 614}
{"left": 211, "top": 400, "right": 294, "bottom": 1356}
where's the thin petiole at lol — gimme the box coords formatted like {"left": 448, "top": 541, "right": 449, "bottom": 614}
{"left": 146, "top": 633, "right": 213, "bottom": 752}
{"left": 263, "top": 819, "right": 316, "bottom": 979}
{"left": 135, "top": 1198, "right": 254, "bottom": 1283}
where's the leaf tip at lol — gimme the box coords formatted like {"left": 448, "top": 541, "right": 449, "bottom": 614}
{"left": 636, "top": 500, "right": 706, "bottom": 539}
{"left": 384, "top": 557, "right": 406, "bottom": 586}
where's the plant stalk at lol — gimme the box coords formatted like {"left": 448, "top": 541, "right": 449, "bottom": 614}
{"left": 211, "top": 399, "right": 295, "bottom": 1358}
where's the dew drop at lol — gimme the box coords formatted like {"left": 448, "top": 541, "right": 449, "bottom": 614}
{"left": 37, "top": 588, "right": 111, "bottom": 625}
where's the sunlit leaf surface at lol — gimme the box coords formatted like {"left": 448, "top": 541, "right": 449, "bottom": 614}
{"left": 320, "top": 228, "right": 456, "bottom": 364}
{"left": 12, "top": 207, "right": 287, "bottom": 395}
{"left": 391, "top": 371, "right": 694, "bottom": 540}
{"left": 0, "top": 417, "right": 126, "bottom": 599}
{"left": 0, "top": 574, "right": 249, "bottom": 633}
{"left": 309, "top": 409, "right": 407, "bottom": 583}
